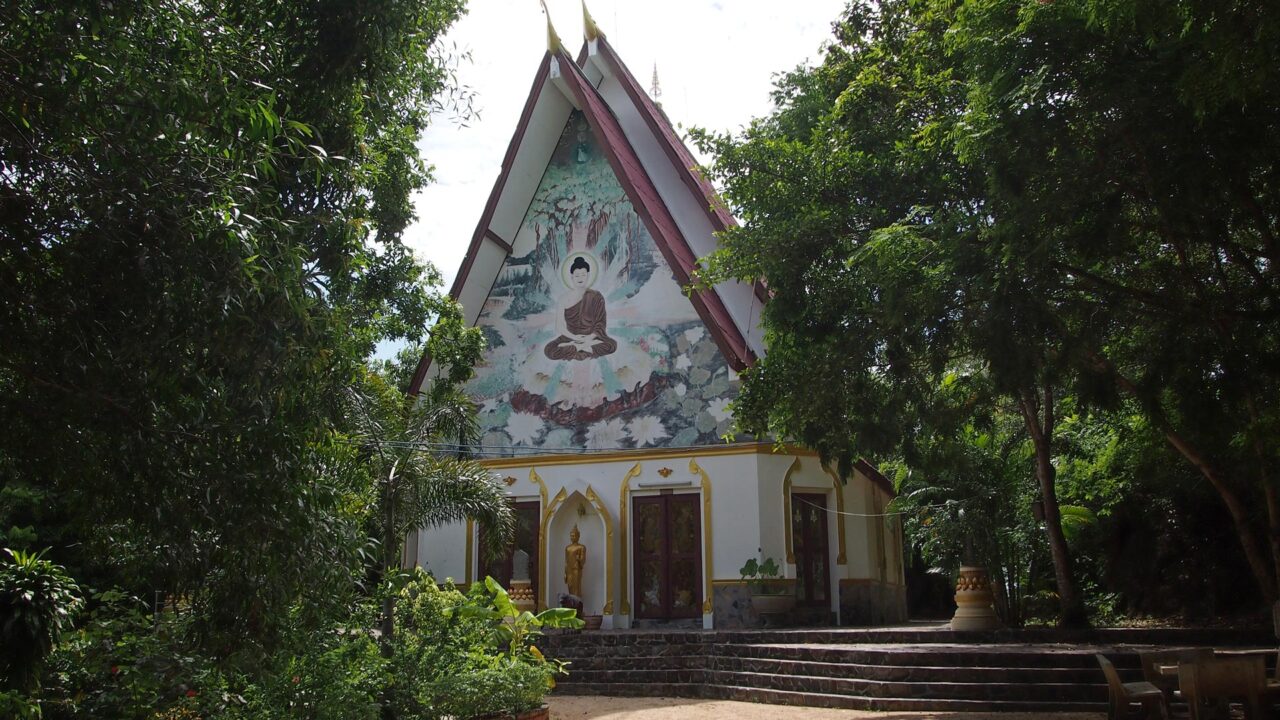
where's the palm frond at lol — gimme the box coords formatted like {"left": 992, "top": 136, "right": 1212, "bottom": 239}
{"left": 404, "top": 457, "right": 514, "bottom": 561}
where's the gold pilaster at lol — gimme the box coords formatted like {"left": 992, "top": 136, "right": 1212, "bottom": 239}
{"left": 618, "top": 462, "right": 641, "bottom": 616}
{"left": 825, "top": 467, "right": 849, "bottom": 565}
{"left": 529, "top": 467, "right": 548, "bottom": 508}
{"left": 539, "top": 487, "right": 568, "bottom": 610}
{"left": 782, "top": 457, "right": 801, "bottom": 563}
{"left": 584, "top": 485, "right": 614, "bottom": 616}
{"left": 690, "top": 458, "right": 713, "bottom": 615}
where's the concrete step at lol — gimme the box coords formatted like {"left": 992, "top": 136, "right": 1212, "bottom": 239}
{"left": 712, "top": 655, "right": 1106, "bottom": 684}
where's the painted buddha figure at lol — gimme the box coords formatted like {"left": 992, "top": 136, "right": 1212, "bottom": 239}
{"left": 544, "top": 256, "right": 617, "bottom": 361}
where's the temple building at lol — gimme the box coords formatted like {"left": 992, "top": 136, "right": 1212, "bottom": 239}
{"left": 407, "top": 7, "right": 906, "bottom": 628}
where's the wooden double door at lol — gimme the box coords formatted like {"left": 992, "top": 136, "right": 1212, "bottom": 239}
{"left": 791, "top": 492, "right": 831, "bottom": 606}
{"left": 633, "top": 493, "right": 702, "bottom": 619}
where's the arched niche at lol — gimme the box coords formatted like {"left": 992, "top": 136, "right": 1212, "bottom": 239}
{"left": 545, "top": 487, "right": 610, "bottom": 618}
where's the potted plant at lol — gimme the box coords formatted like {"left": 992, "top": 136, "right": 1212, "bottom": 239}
{"left": 739, "top": 556, "right": 795, "bottom": 615}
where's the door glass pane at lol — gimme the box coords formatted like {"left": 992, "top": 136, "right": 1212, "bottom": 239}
{"left": 670, "top": 501, "right": 698, "bottom": 555}
{"left": 637, "top": 503, "right": 662, "bottom": 555}
{"left": 670, "top": 558, "right": 698, "bottom": 612}
{"left": 811, "top": 556, "right": 826, "bottom": 601}
{"left": 638, "top": 559, "right": 662, "bottom": 615}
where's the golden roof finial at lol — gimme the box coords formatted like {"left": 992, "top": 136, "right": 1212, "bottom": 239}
{"left": 582, "top": 0, "right": 603, "bottom": 41}
{"left": 540, "top": 0, "right": 563, "bottom": 54}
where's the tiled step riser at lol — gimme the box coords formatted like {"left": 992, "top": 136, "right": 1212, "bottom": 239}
{"left": 565, "top": 670, "right": 708, "bottom": 685}
{"left": 552, "top": 683, "right": 1105, "bottom": 714}
{"left": 546, "top": 627, "right": 1268, "bottom": 648}
{"left": 717, "top": 629, "right": 1268, "bottom": 647}
{"left": 701, "top": 684, "right": 1105, "bottom": 713}
{"left": 561, "top": 669, "right": 1104, "bottom": 703}
{"left": 706, "top": 670, "right": 1103, "bottom": 702}
{"left": 713, "top": 655, "right": 1107, "bottom": 684}
{"left": 722, "top": 644, "right": 1134, "bottom": 669}
{"left": 560, "top": 655, "right": 708, "bottom": 672}
{"left": 546, "top": 644, "right": 1133, "bottom": 670}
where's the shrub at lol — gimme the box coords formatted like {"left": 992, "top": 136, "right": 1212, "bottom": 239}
{"left": 382, "top": 571, "right": 489, "bottom": 717}
{"left": 0, "top": 547, "right": 83, "bottom": 693}
{"left": 425, "top": 659, "right": 552, "bottom": 719}
{"left": 234, "top": 610, "right": 385, "bottom": 720}
{"left": 43, "top": 590, "right": 221, "bottom": 719}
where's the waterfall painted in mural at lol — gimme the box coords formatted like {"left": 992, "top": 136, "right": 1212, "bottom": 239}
{"left": 467, "top": 112, "right": 740, "bottom": 453}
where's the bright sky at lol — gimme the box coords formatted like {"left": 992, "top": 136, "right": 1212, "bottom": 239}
{"left": 404, "top": 0, "right": 848, "bottom": 288}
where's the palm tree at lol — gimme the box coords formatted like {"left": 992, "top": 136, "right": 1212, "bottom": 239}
{"left": 345, "top": 368, "right": 514, "bottom": 655}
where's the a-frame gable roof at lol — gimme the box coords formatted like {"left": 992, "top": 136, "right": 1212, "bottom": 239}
{"left": 411, "top": 40, "right": 759, "bottom": 395}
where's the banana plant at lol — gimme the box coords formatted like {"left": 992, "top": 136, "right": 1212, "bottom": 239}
{"left": 453, "top": 577, "right": 582, "bottom": 659}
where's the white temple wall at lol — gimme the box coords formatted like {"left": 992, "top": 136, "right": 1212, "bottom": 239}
{"left": 417, "top": 519, "right": 468, "bottom": 585}
{"left": 707, "top": 453, "right": 762, "bottom": 583}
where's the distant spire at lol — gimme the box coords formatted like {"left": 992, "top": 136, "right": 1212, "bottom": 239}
{"left": 650, "top": 63, "right": 662, "bottom": 104}
{"left": 540, "top": 0, "right": 563, "bottom": 54}
{"left": 582, "top": 0, "right": 603, "bottom": 41}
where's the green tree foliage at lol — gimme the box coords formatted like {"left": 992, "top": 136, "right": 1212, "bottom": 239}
{"left": 344, "top": 366, "right": 513, "bottom": 655}
{"left": 695, "top": 0, "right": 1280, "bottom": 617}
{"left": 0, "top": 0, "right": 469, "bottom": 649}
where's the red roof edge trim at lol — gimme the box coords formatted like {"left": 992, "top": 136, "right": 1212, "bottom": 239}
{"left": 594, "top": 38, "right": 737, "bottom": 235}
{"left": 552, "top": 49, "right": 755, "bottom": 371}
{"left": 409, "top": 54, "right": 553, "bottom": 396}
{"left": 593, "top": 39, "right": 769, "bottom": 328}
{"left": 854, "top": 458, "right": 896, "bottom": 498}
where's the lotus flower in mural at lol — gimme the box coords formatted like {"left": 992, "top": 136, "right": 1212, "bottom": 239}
{"left": 707, "top": 397, "right": 733, "bottom": 423}
{"left": 585, "top": 418, "right": 628, "bottom": 449}
{"left": 626, "top": 415, "right": 668, "bottom": 447}
{"left": 506, "top": 411, "right": 546, "bottom": 446}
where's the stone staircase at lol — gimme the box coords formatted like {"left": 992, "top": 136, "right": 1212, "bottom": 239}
{"left": 540, "top": 627, "right": 1273, "bottom": 713}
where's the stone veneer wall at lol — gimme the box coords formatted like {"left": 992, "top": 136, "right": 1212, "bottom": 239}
{"left": 839, "top": 579, "right": 908, "bottom": 626}
{"left": 712, "top": 583, "right": 762, "bottom": 629}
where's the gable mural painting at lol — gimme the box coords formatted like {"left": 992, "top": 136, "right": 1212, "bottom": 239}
{"left": 467, "top": 112, "right": 740, "bottom": 453}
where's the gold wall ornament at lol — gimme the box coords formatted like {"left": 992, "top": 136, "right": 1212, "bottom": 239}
{"left": 618, "top": 462, "right": 641, "bottom": 616}
{"left": 657, "top": 467, "right": 673, "bottom": 477}
{"left": 782, "top": 457, "right": 801, "bottom": 564}
{"left": 529, "top": 468, "right": 549, "bottom": 508}
{"left": 503, "top": 475, "right": 518, "bottom": 486}
{"left": 689, "top": 458, "right": 713, "bottom": 616}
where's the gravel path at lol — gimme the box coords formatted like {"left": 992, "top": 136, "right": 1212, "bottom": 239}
{"left": 547, "top": 696, "right": 1104, "bottom": 719}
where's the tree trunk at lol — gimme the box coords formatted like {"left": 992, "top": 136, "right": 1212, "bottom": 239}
{"left": 1086, "top": 350, "right": 1279, "bottom": 602}
{"left": 1018, "top": 386, "right": 1089, "bottom": 628}
{"left": 380, "top": 470, "right": 397, "bottom": 659}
